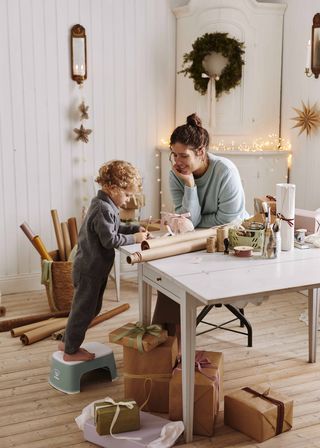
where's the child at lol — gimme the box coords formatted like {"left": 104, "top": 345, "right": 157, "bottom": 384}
{"left": 58, "top": 160, "right": 148, "bottom": 361}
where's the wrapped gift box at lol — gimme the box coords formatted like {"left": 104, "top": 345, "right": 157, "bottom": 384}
{"left": 123, "top": 336, "right": 178, "bottom": 413}
{"left": 254, "top": 196, "right": 277, "bottom": 217}
{"left": 295, "top": 208, "right": 320, "bottom": 234}
{"left": 169, "top": 351, "right": 223, "bottom": 436}
{"left": 224, "top": 384, "right": 293, "bottom": 442}
{"left": 109, "top": 322, "right": 168, "bottom": 352}
{"left": 84, "top": 412, "right": 173, "bottom": 448}
{"left": 94, "top": 399, "right": 140, "bottom": 436}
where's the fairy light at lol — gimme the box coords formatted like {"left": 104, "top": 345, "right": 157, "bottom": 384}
{"left": 210, "top": 134, "right": 291, "bottom": 152}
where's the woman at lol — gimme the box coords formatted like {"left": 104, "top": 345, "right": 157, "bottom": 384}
{"left": 152, "top": 113, "right": 248, "bottom": 335}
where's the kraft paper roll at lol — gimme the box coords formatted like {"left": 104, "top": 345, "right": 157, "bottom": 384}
{"left": 276, "top": 183, "right": 296, "bottom": 251}
{"left": 141, "top": 228, "right": 218, "bottom": 251}
{"left": 127, "top": 238, "right": 208, "bottom": 265}
{"left": 61, "top": 222, "right": 72, "bottom": 260}
{"left": 20, "top": 318, "right": 68, "bottom": 345}
{"left": 67, "top": 217, "right": 78, "bottom": 249}
{"left": 11, "top": 318, "right": 61, "bottom": 337}
{"left": 33, "top": 236, "right": 53, "bottom": 261}
{"left": 51, "top": 209, "right": 66, "bottom": 261}
{"left": 0, "top": 310, "right": 69, "bottom": 332}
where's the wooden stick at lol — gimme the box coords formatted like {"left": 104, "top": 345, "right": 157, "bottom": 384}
{"left": 67, "top": 217, "right": 78, "bottom": 249}
{"left": 61, "top": 222, "right": 71, "bottom": 260}
{"left": 51, "top": 209, "right": 66, "bottom": 261}
{"left": 11, "top": 318, "right": 63, "bottom": 337}
{"left": 0, "top": 310, "right": 69, "bottom": 333}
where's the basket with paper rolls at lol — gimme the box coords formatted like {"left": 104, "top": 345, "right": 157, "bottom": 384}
{"left": 41, "top": 250, "right": 74, "bottom": 311}
{"left": 228, "top": 228, "right": 265, "bottom": 252}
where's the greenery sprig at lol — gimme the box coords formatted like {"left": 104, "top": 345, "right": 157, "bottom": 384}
{"left": 180, "top": 32, "right": 245, "bottom": 97}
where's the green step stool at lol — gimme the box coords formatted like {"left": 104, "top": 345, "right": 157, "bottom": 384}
{"left": 49, "top": 341, "right": 117, "bottom": 394}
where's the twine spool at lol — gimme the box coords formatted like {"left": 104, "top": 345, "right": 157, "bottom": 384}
{"left": 234, "top": 246, "right": 253, "bottom": 258}
{"left": 206, "top": 235, "right": 217, "bottom": 253}
{"left": 217, "top": 227, "right": 228, "bottom": 252}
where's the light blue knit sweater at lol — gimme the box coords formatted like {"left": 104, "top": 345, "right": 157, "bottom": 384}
{"left": 169, "top": 153, "right": 248, "bottom": 227}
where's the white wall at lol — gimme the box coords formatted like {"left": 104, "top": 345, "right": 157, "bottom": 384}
{"left": 281, "top": 0, "right": 320, "bottom": 210}
{"left": 0, "top": 0, "right": 176, "bottom": 293}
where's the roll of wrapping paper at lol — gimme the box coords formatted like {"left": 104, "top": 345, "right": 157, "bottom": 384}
{"left": 20, "top": 222, "right": 38, "bottom": 249}
{"left": 141, "top": 227, "right": 218, "bottom": 251}
{"left": 50, "top": 303, "right": 131, "bottom": 340}
{"left": 20, "top": 318, "right": 69, "bottom": 345}
{"left": 0, "top": 310, "right": 69, "bottom": 332}
{"left": 276, "top": 183, "right": 296, "bottom": 251}
{"left": 32, "top": 235, "right": 53, "bottom": 261}
{"left": 51, "top": 209, "right": 66, "bottom": 261}
{"left": 127, "top": 238, "right": 208, "bottom": 265}
{"left": 67, "top": 217, "right": 78, "bottom": 249}
{"left": 61, "top": 222, "right": 72, "bottom": 260}
{"left": 11, "top": 318, "right": 63, "bottom": 337}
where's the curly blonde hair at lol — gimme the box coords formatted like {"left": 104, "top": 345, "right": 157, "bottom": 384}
{"left": 95, "top": 160, "right": 142, "bottom": 192}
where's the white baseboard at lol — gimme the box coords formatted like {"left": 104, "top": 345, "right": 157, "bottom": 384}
{"left": 0, "top": 272, "right": 43, "bottom": 294}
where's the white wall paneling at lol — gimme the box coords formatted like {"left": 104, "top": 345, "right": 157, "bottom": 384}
{"left": 0, "top": 0, "right": 176, "bottom": 293}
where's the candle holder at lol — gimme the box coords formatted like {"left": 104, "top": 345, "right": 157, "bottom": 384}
{"left": 71, "top": 24, "right": 87, "bottom": 85}
{"left": 305, "top": 13, "right": 320, "bottom": 79}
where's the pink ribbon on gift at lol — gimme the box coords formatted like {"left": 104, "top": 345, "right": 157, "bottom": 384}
{"left": 173, "top": 351, "right": 220, "bottom": 413}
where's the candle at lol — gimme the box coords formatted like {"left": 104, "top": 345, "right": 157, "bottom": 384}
{"left": 306, "top": 39, "right": 311, "bottom": 69}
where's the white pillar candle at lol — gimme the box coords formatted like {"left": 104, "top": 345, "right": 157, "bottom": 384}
{"left": 276, "top": 183, "right": 296, "bottom": 251}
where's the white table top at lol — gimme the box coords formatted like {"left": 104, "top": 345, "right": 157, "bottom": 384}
{"left": 122, "top": 244, "right": 320, "bottom": 305}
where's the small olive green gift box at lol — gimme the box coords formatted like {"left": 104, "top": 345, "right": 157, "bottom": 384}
{"left": 94, "top": 398, "right": 140, "bottom": 436}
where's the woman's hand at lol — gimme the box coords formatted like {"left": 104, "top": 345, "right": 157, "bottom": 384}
{"left": 172, "top": 165, "right": 195, "bottom": 188}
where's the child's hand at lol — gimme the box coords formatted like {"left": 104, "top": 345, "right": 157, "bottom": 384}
{"left": 139, "top": 226, "right": 146, "bottom": 232}
{"left": 134, "top": 232, "right": 148, "bottom": 243}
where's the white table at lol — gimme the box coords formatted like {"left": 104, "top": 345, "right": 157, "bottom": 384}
{"left": 121, "top": 245, "right": 320, "bottom": 442}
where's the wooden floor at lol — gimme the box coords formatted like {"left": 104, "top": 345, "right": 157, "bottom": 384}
{"left": 1, "top": 279, "right": 320, "bottom": 448}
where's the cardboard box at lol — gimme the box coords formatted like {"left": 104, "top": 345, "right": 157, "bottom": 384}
{"left": 94, "top": 400, "right": 140, "bottom": 435}
{"left": 169, "top": 351, "right": 223, "bottom": 436}
{"left": 295, "top": 208, "right": 320, "bottom": 234}
{"left": 224, "top": 384, "right": 293, "bottom": 442}
{"left": 123, "top": 336, "right": 178, "bottom": 413}
{"left": 84, "top": 412, "right": 172, "bottom": 448}
{"left": 109, "top": 322, "right": 168, "bottom": 352}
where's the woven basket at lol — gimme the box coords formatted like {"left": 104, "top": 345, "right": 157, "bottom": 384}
{"left": 228, "top": 228, "right": 265, "bottom": 252}
{"left": 43, "top": 250, "right": 74, "bottom": 311}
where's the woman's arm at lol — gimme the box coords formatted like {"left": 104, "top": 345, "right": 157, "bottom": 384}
{"left": 169, "top": 171, "right": 202, "bottom": 227}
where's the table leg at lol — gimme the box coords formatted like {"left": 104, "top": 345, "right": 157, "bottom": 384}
{"left": 138, "top": 264, "right": 152, "bottom": 324}
{"left": 308, "top": 288, "right": 319, "bottom": 363}
{"left": 180, "top": 293, "right": 197, "bottom": 442}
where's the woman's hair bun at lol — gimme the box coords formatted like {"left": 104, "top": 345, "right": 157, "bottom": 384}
{"left": 186, "top": 113, "right": 202, "bottom": 128}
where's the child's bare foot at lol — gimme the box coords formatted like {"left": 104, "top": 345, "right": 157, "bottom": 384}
{"left": 63, "top": 350, "right": 95, "bottom": 362}
{"left": 57, "top": 342, "right": 94, "bottom": 359}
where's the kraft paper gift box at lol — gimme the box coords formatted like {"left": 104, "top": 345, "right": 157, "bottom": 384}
{"left": 169, "top": 351, "right": 223, "bottom": 437}
{"left": 83, "top": 411, "right": 174, "bottom": 448}
{"left": 109, "top": 322, "right": 168, "bottom": 353}
{"left": 94, "top": 399, "right": 140, "bottom": 436}
{"left": 295, "top": 208, "right": 320, "bottom": 234}
{"left": 254, "top": 195, "right": 277, "bottom": 217}
{"left": 224, "top": 384, "right": 293, "bottom": 442}
{"left": 123, "top": 336, "right": 178, "bottom": 413}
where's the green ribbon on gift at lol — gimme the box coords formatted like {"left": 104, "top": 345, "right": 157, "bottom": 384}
{"left": 112, "top": 322, "right": 163, "bottom": 353}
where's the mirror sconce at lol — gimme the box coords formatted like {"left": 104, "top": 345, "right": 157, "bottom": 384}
{"left": 71, "top": 24, "right": 87, "bottom": 85}
{"left": 305, "top": 13, "right": 320, "bottom": 78}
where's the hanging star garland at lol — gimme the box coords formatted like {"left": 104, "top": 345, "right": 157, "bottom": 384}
{"left": 79, "top": 101, "right": 89, "bottom": 120}
{"left": 73, "top": 124, "right": 92, "bottom": 143}
{"left": 291, "top": 101, "right": 320, "bottom": 136}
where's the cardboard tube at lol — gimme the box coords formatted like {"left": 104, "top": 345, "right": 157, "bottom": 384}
{"left": 0, "top": 306, "right": 6, "bottom": 317}
{"left": 33, "top": 236, "right": 53, "bottom": 261}
{"left": 20, "top": 318, "right": 68, "bottom": 345}
{"left": 61, "top": 222, "right": 72, "bottom": 260}
{"left": 127, "top": 238, "right": 208, "bottom": 265}
{"left": 51, "top": 209, "right": 66, "bottom": 261}
{"left": 11, "top": 318, "right": 61, "bottom": 337}
{"left": 67, "top": 217, "right": 78, "bottom": 249}
{"left": 141, "top": 228, "right": 217, "bottom": 251}
{"left": 0, "top": 310, "right": 69, "bottom": 332}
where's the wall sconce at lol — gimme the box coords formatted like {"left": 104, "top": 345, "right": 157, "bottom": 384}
{"left": 305, "top": 13, "right": 320, "bottom": 78}
{"left": 71, "top": 24, "right": 87, "bottom": 85}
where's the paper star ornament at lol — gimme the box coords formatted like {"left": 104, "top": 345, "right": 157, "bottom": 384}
{"left": 291, "top": 101, "right": 320, "bottom": 136}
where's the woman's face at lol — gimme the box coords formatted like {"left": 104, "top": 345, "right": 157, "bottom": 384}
{"left": 169, "top": 142, "right": 203, "bottom": 175}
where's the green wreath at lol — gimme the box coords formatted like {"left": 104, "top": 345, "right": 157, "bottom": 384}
{"left": 180, "top": 32, "right": 245, "bottom": 97}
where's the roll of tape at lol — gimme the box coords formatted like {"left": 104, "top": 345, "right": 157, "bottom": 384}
{"left": 234, "top": 245, "right": 253, "bottom": 257}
